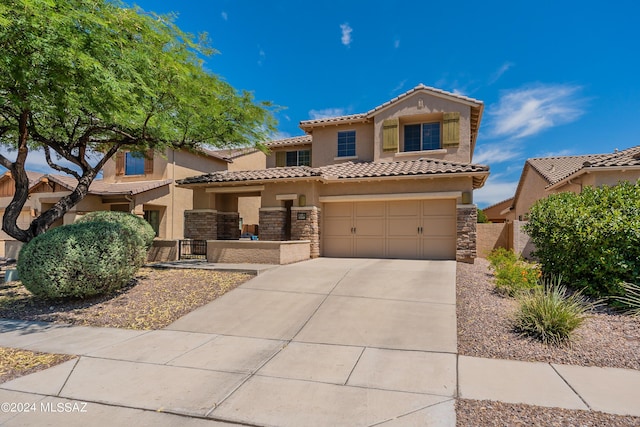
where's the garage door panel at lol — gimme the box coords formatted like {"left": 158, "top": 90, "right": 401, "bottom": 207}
{"left": 422, "top": 199, "right": 455, "bottom": 215}
{"left": 387, "top": 237, "right": 420, "bottom": 259}
{"left": 355, "top": 218, "right": 384, "bottom": 237}
{"left": 324, "top": 218, "right": 353, "bottom": 237}
{"left": 387, "top": 200, "right": 420, "bottom": 216}
{"left": 355, "top": 201, "right": 385, "bottom": 217}
{"left": 422, "top": 217, "right": 456, "bottom": 238}
{"left": 324, "top": 237, "right": 353, "bottom": 258}
{"left": 354, "top": 238, "right": 385, "bottom": 258}
{"left": 387, "top": 218, "right": 419, "bottom": 237}
{"left": 325, "top": 203, "right": 353, "bottom": 218}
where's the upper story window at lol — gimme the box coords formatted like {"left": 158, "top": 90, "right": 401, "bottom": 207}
{"left": 116, "top": 150, "right": 153, "bottom": 176}
{"left": 337, "top": 130, "right": 356, "bottom": 157}
{"left": 404, "top": 122, "right": 441, "bottom": 152}
{"left": 276, "top": 150, "right": 311, "bottom": 167}
{"left": 125, "top": 152, "right": 146, "bottom": 175}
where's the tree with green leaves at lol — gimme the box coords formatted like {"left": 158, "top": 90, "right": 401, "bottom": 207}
{"left": 0, "top": 0, "right": 276, "bottom": 242}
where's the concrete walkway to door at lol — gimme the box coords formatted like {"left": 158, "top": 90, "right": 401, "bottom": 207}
{"left": 0, "top": 258, "right": 458, "bottom": 426}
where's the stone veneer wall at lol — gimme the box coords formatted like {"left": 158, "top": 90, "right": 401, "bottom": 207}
{"left": 290, "top": 206, "right": 320, "bottom": 258}
{"left": 184, "top": 210, "right": 217, "bottom": 240}
{"left": 456, "top": 205, "right": 477, "bottom": 263}
{"left": 217, "top": 212, "right": 240, "bottom": 240}
{"left": 258, "top": 208, "right": 287, "bottom": 241}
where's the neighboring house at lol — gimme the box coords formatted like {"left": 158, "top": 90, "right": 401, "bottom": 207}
{"left": 178, "top": 84, "right": 490, "bottom": 262}
{"left": 0, "top": 147, "right": 265, "bottom": 243}
{"left": 501, "top": 145, "right": 640, "bottom": 222}
{"left": 482, "top": 197, "right": 513, "bottom": 223}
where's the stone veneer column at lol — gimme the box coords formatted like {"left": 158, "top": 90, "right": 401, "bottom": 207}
{"left": 258, "top": 208, "right": 287, "bottom": 241}
{"left": 217, "top": 212, "right": 240, "bottom": 240}
{"left": 291, "top": 206, "right": 320, "bottom": 258}
{"left": 456, "top": 205, "right": 477, "bottom": 263}
{"left": 184, "top": 209, "right": 217, "bottom": 240}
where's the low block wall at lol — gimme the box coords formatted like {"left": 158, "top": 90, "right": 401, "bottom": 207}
{"left": 477, "top": 223, "right": 510, "bottom": 258}
{"left": 207, "top": 240, "right": 311, "bottom": 265}
{"left": 147, "top": 240, "right": 179, "bottom": 262}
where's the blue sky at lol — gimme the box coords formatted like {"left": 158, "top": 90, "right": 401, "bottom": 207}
{"left": 11, "top": 0, "right": 640, "bottom": 207}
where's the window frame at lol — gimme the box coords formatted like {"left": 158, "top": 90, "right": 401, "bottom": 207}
{"left": 285, "top": 149, "right": 311, "bottom": 166}
{"left": 402, "top": 122, "right": 441, "bottom": 152}
{"left": 337, "top": 130, "right": 356, "bottom": 158}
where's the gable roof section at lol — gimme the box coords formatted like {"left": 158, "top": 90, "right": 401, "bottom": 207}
{"left": 264, "top": 135, "right": 313, "bottom": 148}
{"left": 177, "top": 158, "right": 489, "bottom": 188}
{"left": 526, "top": 154, "right": 609, "bottom": 186}
{"left": 298, "top": 84, "right": 484, "bottom": 151}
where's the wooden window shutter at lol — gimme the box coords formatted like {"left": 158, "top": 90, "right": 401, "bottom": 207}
{"left": 442, "top": 112, "right": 460, "bottom": 147}
{"left": 382, "top": 118, "right": 399, "bottom": 152}
{"left": 115, "top": 152, "right": 125, "bottom": 176}
{"left": 276, "top": 151, "right": 286, "bottom": 167}
{"left": 144, "top": 149, "right": 154, "bottom": 174}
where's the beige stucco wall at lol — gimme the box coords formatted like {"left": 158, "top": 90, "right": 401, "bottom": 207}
{"left": 228, "top": 150, "right": 266, "bottom": 171}
{"left": 374, "top": 92, "right": 472, "bottom": 164}
{"left": 310, "top": 122, "right": 375, "bottom": 167}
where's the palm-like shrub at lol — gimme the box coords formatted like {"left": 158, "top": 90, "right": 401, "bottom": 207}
{"left": 616, "top": 282, "right": 640, "bottom": 315}
{"left": 513, "top": 276, "right": 595, "bottom": 345}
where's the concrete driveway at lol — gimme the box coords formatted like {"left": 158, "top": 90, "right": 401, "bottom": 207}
{"left": 1, "top": 258, "right": 458, "bottom": 426}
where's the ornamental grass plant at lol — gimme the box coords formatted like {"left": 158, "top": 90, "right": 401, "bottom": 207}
{"left": 513, "top": 276, "right": 596, "bottom": 345}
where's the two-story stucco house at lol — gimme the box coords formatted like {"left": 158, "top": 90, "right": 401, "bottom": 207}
{"left": 0, "top": 147, "right": 265, "bottom": 248}
{"left": 178, "top": 85, "right": 490, "bottom": 262}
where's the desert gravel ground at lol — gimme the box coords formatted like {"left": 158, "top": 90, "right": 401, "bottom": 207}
{"left": 456, "top": 258, "right": 640, "bottom": 426}
{"left": 0, "top": 267, "right": 251, "bottom": 384}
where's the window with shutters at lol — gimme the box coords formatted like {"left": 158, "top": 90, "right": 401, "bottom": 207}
{"left": 404, "top": 122, "right": 441, "bottom": 151}
{"left": 275, "top": 150, "right": 311, "bottom": 167}
{"left": 116, "top": 150, "right": 154, "bottom": 176}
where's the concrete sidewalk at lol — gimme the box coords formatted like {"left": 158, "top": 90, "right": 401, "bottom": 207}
{"left": 0, "top": 258, "right": 638, "bottom": 426}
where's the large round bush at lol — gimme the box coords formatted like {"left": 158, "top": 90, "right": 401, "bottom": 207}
{"left": 525, "top": 181, "right": 640, "bottom": 298}
{"left": 18, "top": 221, "right": 145, "bottom": 299}
{"left": 75, "top": 211, "right": 155, "bottom": 249}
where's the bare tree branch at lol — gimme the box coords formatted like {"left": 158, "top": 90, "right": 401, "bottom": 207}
{"left": 43, "top": 146, "right": 81, "bottom": 179}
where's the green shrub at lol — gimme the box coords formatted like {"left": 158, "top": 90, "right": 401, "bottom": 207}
{"left": 513, "top": 276, "right": 595, "bottom": 345}
{"left": 76, "top": 211, "right": 155, "bottom": 249}
{"left": 525, "top": 181, "right": 640, "bottom": 298}
{"left": 17, "top": 221, "right": 144, "bottom": 299}
{"left": 487, "top": 248, "right": 519, "bottom": 271}
{"left": 494, "top": 261, "right": 541, "bottom": 297}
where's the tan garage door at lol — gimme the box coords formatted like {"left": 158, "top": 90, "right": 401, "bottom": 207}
{"left": 323, "top": 199, "right": 456, "bottom": 260}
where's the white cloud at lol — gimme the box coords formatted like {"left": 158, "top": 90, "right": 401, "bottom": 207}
{"left": 257, "top": 47, "right": 266, "bottom": 66}
{"left": 489, "top": 61, "right": 514, "bottom": 84}
{"left": 391, "top": 79, "right": 407, "bottom": 94}
{"left": 452, "top": 88, "right": 466, "bottom": 96}
{"left": 394, "top": 39, "right": 400, "bottom": 49}
{"left": 221, "top": 11, "right": 228, "bottom": 21}
{"left": 474, "top": 178, "right": 519, "bottom": 208}
{"left": 340, "top": 23, "right": 353, "bottom": 47}
{"left": 473, "top": 143, "right": 522, "bottom": 165}
{"left": 535, "top": 148, "right": 575, "bottom": 157}
{"left": 308, "top": 108, "right": 347, "bottom": 120}
{"left": 488, "top": 83, "right": 586, "bottom": 140}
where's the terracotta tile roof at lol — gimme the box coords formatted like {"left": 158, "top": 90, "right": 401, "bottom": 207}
{"left": 526, "top": 154, "right": 609, "bottom": 185}
{"left": 299, "top": 113, "right": 369, "bottom": 129}
{"left": 527, "top": 145, "right": 640, "bottom": 187}
{"left": 264, "top": 135, "right": 313, "bottom": 148}
{"left": 45, "top": 174, "right": 173, "bottom": 196}
{"left": 319, "top": 159, "right": 488, "bottom": 180}
{"left": 177, "top": 166, "right": 320, "bottom": 184}
{"left": 178, "top": 158, "right": 489, "bottom": 186}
